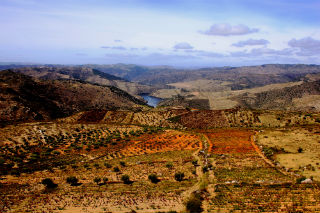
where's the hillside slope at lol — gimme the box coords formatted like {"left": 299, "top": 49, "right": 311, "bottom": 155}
{"left": 10, "top": 66, "right": 154, "bottom": 95}
{"left": 0, "top": 71, "right": 147, "bottom": 125}
{"left": 236, "top": 80, "right": 320, "bottom": 111}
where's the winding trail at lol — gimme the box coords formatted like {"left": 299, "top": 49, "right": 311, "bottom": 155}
{"left": 250, "top": 132, "right": 291, "bottom": 176}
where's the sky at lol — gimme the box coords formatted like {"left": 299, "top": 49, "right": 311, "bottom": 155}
{"left": 0, "top": 0, "right": 319, "bottom": 67}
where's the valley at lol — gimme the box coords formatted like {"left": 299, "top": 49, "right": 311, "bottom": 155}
{"left": 1, "top": 64, "right": 320, "bottom": 213}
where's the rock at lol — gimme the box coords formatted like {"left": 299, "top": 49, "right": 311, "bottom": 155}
{"left": 301, "top": 178, "right": 313, "bottom": 184}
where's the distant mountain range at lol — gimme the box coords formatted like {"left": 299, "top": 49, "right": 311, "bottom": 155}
{"left": 90, "top": 64, "right": 320, "bottom": 89}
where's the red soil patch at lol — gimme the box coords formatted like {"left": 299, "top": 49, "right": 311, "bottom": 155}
{"left": 121, "top": 131, "right": 202, "bottom": 156}
{"left": 206, "top": 129, "right": 255, "bottom": 154}
{"left": 179, "top": 110, "right": 229, "bottom": 129}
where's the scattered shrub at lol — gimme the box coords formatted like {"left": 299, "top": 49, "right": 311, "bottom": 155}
{"left": 103, "top": 177, "right": 109, "bottom": 183}
{"left": 93, "top": 177, "right": 101, "bottom": 185}
{"left": 185, "top": 195, "right": 203, "bottom": 213}
{"left": 192, "top": 160, "right": 198, "bottom": 166}
{"left": 296, "top": 176, "right": 306, "bottom": 184}
{"left": 298, "top": 147, "right": 303, "bottom": 153}
{"left": 165, "top": 162, "right": 173, "bottom": 169}
{"left": 41, "top": 178, "right": 58, "bottom": 189}
{"left": 121, "top": 174, "right": 132, "bottom": 184}
{"left": 104, "top": 162, "right": 112, "bottom": 168}
{"left": 174, "top": 172, "right": 185, "bottom": 182}
{"left": 113, "top": 167, "right": 120, "bottom": 172}
{"left": 148, "top": 174, "right": 160, "bottom": 183}
{"left": 66, "top": 176, "right": 80, "bottom": 186}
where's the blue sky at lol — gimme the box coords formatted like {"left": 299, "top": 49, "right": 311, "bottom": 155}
{"left": 0, "top": 0, "right": 319, "bottom": 67}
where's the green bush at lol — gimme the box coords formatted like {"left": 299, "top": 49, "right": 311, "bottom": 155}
{"left": 41, "top": 178, "right": 58, "bottom": 189}
{"left": 66, "top": 176, "right": 79, "bottom": 186}
{"left": 185, "top": 195, "right": 203, "bottom": 213}
{"left": 113, "top": 167, "right": 120, "bottom": 172}
{"left": 165, "top": 162, "right": 173, "bottom": 169}
{"left": 104, "top": 162, "right": 112, "bottom": 168}
{"left": 121, "top": 174, "right": 132, "bottom": 184}
{"left": 296, "top": 176, "right": 306, "bottom": 184}
{"left": 174, "top": 172, "right": 185, "bottom": 182}
{"left": 148, "top": 174, "right": 160, "bottom": 183}
{"left": 93, "top": 177, "right": 101, "bottom": 185}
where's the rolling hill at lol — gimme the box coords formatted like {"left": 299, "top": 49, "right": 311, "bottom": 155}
{"left": 8, "top": 66, "right": 154, "bottom": 96}
{"left": 236, "top": 80, "right": 320, "bottom": 111}
{"left": 0, "top": 70, "right": 147, "bottom": 125}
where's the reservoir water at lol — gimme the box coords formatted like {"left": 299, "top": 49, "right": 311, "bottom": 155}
{"left": 140, "top": 94, "right": 162, "bottom": 107}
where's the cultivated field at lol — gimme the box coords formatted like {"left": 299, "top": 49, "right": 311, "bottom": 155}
{"left": 1, "top": 110, "right": 320, "bottom": 213}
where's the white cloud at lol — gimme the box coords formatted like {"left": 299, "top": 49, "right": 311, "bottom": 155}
{"left": 230, "top": 47, "right": 294, "bottom": 57}
{"left": 232, "top": 39, "right": 269, "bottom": 47}
{"left": 184, "top": 49, "right": 224, "bottom": 58}
{"left": 200, "top": 23, "right": 259, "bottom": 36}
{"left": 101, "top": 46, "right": 127, "bottom": 50}
{"left": 173, "top": 42, "right": 194, "bottom": 50}
{"left": 288, "top": 37, "right": 320, "bottom": 56}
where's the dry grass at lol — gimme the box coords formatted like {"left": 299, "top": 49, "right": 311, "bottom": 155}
{"left": 257, "top": 126, "right": 320, "bottom": 180}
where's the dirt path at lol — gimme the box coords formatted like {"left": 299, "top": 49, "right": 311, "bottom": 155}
{"left": 250, "top": 132, "right": 291, "bottom": 177}
{"left": 177, "top": 133, "right": 209, "bottom": 212}
{"left": 200, "top": 134, "right": 216, "bottom": 213}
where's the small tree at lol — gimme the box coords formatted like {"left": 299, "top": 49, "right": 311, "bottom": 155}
{"left": 186, "top": 195, "right": 203, "bottom": 213}
{"left": 41, "top": 178, "right": 58, "bottom": 189}
{"left": 175, "top": 172, "right": 185, "bottom": 182}
{"left": 119, "top": 161, "right": 126, "bottom": 167}
{"left": 103, "top": 177, "right": 109, "bottom": 183}
{"left": 121, "top": 174, "right": 132, "bottom": 184}
{"left": 93, "top": 177, "right": 101, "bottom": 185}
{"left": 298, "top": 147, "right": 303, "bottom": 153}
{"left": 192, "top": 160, "right": 198, "bottom": 166}
{"left": 104, "top": 162, "right": 112, "bottom": 168}
{"left": 113, "top": 167, "right": 120, "bottom": 172}
{"left": 166, "top": 162, "right": 173, "bottom": 169}
{"left": 66, "top": 176, "right": 79, "bottom": 186}
{"left": 148, "top": 174, "right": 160, "bottom": 184}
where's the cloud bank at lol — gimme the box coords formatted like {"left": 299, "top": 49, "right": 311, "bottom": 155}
{"left": 232, "top": 39, "right": 269, "bottom": 47}
{"left": 288, "top": 37, "right": 320, "bottom": 56}
{"left": 173, "top": 42, "right": 194, "bottom": 50}
{"left": 200, "top": 24, "right": 259, "bottom": 36}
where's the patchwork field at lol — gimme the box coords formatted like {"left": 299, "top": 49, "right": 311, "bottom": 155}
{"left": 0, "top": 122, "right": 203, "bottom": 213}
{"left": 202, "top": 129, "right": 320, "bottom": 213}
{"left": 1, "top": 110, "right": 320, "bottom": 213}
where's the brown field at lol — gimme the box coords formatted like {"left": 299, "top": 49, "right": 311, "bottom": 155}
{"left": 257, "top": 126, "right": 320, "bottom": 181}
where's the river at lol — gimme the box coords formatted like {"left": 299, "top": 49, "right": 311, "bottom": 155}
{"left": 140, "top": 94, "right": 162, "bottom": 108}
